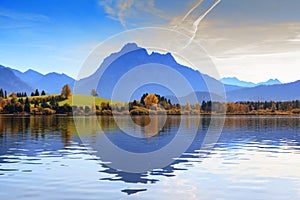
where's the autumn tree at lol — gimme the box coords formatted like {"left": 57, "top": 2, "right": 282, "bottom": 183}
{"left": 61, "top": 84, "right": 72, "bottom": 99}
{"left": 9, "top": 92, "right": 17, "bottom": 98}
{"left": 144, "top": 94, "right": 159, "bottom": 108}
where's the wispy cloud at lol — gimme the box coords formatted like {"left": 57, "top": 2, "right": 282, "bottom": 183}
{"left": 0, "top": 7, "right": 49, "bottom": 22}
{"left": 99, "top": 0, "right": 170, "bottom": 28}
{"left": 0, "top": 7, "right": 49, "bottom": 30}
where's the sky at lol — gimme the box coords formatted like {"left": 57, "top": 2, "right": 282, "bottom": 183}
{"left": 1, "top": 0, "right": 300, "bottom": 83}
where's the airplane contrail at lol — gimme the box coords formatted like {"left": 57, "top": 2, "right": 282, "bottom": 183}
{"left": 174, "top": 0, "right": 204, "bottom": 29}
{"left": 179, "top": 0, "right": 222, "bottom": 50}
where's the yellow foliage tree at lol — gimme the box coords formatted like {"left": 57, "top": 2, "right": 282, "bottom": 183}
{"left": 144, "top": 94, "right": 158, "bottom": 108}
{"left": 61, "top": 84, "right": 72, "bottom": 99}
{"left": 9, "top": 92, "right": 17, "bottom": 98}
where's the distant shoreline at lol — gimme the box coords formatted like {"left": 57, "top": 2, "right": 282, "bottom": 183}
{"left": 0, "top": 112, "right": 299, "bottom": 117}
{"left": 1, "top": 92, "right": 299, "bottom": 117}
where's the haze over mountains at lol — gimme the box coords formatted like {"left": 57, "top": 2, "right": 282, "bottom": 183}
{"left": 221, "top": 77, "right": 282, "bottom": 88}
{"left": 0, "top": 43, "right": 299, "bottom": 102}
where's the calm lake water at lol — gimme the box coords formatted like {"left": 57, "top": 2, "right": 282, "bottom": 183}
{"left": 0, "top": 115, "right": 300, "bottom": 199}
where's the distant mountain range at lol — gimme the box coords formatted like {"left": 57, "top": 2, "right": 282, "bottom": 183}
{"left": 0, "top": 65, "right": 74, "bottom": 94}
{"left": 226, "top": 81, "right": 300, "bottom": 102}
{"left": 0, "top": 43, "right": 299, "bottom": 102}
{"left": 221, "top": 77, "right": 282, "bottom": 87}
{"left": 0, "top": 65, "right": 33, "bottom": 93}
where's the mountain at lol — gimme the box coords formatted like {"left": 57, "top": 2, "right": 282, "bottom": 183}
{"left": 221, "top": 77, "right": 282, "bottom": 88}
{"left": 226, "top": 80, "right": 300, "bottom": 102}
{"left": 1, "top": 43, "right": 298, "bottom": 102}
{"left": 0, "top": 65, "right": 75, "bottom": 94}
{"left": 0, "top": 65, "right": 33, "bottom": 93}
{"left": 173, "top": 80, "right": 300, "bottom": 103}
{"left": 74, "top": 43, "right": 226, "bottom": 102}
{"left": 12, "top": 69, "right": 43, "bottom": 86}
{"left": 74, "top": 43, "right": 300, "bottom": 102}
{"left": 12, "top": 69, "right": 75, "bottom": 94}
{"left": 221, "top": 77, "right": 257, "bottom": 87}
{"left": 258, "top": 78, "right": 281, "bottom": 86}
{"left": 224, "top": 84, "right": 244, "bottom": 91}
{"left": 33, "top": 72, "right": 75, "bottom": 94}
{"left": 167, "top": 91, "right": 225, "bottom": 104}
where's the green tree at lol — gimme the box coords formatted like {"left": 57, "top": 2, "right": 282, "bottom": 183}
{"left": 15, "top": 102, "right": 23, "bottom": 113}
{"left": 201, "top": 101, "right": 206, "bottom": 111}
{"left": 140, "top": 93, "right": 148, "bottom": 105}
{"left": 50, "top": 96, "right": 58, "bottom": 110}
{"left": 0, "top": 89, "right": 3, "bottom": 98}
{"left": 24, "top": 97, "right": 30, "bottom": 113}
{"left": 35, "top": 89, "right": 39, "bottom": 96}
{"left": 41, "top": 99, "right": 49, "bottom": 108}
{"left": 91, "top": 89, "right": 98, "bottom": 97}
{"left": 294, "top": 100, "right": 299, "bottom": 109}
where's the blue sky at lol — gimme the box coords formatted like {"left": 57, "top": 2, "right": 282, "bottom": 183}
{"left": 1, "top": 0, "right": 300, "bottom": 83}
{"left": 0, "top": 0, "right": 124, "bottom": 76}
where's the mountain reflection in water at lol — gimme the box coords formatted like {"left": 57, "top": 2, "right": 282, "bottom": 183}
{"left": 0, "top": 115, "right": 300, "bottom": 199}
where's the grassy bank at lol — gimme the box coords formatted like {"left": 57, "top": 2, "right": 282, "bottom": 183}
{"left": 59, "top": 94, "right": 121, "bottom": 107}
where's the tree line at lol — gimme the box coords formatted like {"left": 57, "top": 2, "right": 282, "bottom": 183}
{"left": 0, "top": 88, "right": 47, "bottom": 99}
{"left": 0, "top": 84, "right": 72, "bottom": 115}
{"left": 1, "top": 88, "right": 300, "bottom": 115}
{"left": 127, "top": 94, "right": 300, "bottom": 115}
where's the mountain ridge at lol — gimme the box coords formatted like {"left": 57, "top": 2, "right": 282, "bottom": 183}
{"left": 0, "top": 66, "right": 75, "bottom": 94}
{"left": 221, "top": 77, "right": 282, "bottom": 88}
{"left": 0, "top": 66, "right": 33, "bottom": 93}
{"left": 0, "top": 43, "right": 299, "bottom": 102}
{"left": 74, "top": 42, "right": 226, "bottom": 102}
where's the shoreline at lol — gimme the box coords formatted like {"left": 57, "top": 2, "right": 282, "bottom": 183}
{"left": 0, "top": 113, "right": 299, "bottom": 117}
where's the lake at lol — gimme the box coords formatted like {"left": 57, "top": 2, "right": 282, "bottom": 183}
{"left": 0, "top": 115, "right": 300, "bottom": 199}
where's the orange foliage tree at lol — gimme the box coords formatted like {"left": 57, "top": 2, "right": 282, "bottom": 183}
{"left": 144, "top": 94, "right": 159, "bottom": 108}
